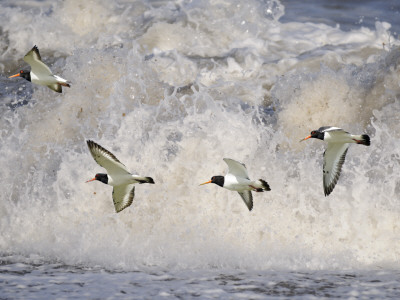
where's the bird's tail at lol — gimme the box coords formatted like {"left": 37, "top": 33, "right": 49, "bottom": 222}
{"left": 353, "top": 134, "right": 370, "bottom": 146}
{"left": 136, "top": 176, "right": 155, "bottom": 184}
{"left": 257, "top": 179, "right": 271, "bottom": 192}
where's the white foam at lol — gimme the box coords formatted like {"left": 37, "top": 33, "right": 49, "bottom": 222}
{"left": 1, "top": 0, "right": 400, "bottom": 271}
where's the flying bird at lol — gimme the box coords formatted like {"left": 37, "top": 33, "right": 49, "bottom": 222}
{"left": 86, "top": 140, "right": 154, "bottom": 213}
{"left": 9, "top": 45, "right": 70, "bottom": 93}
{"left": 300, "top": 126, "right": 370, "bottom": 196}
{"left": 200, "top": 158, "right": 271, "bottom": 211}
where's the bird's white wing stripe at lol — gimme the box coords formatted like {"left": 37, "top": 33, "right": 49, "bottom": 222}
{"left": 323, "top": 143, "right": 349, "bottom": 196}
{"left": 223, "top": 158, "right": 249, "bottom": 179}
{"left": 113, "top": 184, "right": 135, "bottom": 213}
{"left": 53, "top": 75, "right": 69, "bottom": 83}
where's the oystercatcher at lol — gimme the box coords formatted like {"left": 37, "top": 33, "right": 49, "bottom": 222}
{"left": 86, "top": 140, "right": 154, "bottom": 213}
{"left": 9, "top": 45, "right": 70, "bottom": 93}
{"left": 300, "top": 126, "right": 370, "bottom": 196}
{"left": 200, "top": 158, "right": 271, "bottom": 211}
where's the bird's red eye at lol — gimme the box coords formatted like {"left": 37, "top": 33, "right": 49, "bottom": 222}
{"left": 311, "top": 131, "right": 316, "bottom": 135}
{"left": 20, "top": 70, "right": 23, "bottom": 73}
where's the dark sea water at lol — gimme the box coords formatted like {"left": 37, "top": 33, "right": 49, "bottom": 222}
{"left": 2, "top": 259, "right": 400, "bottom": 299}
{"left": 282, "top": 0, "right": 400, "bottom": 33}
{"left": 1, "top": 0, "right": 400, "bottom": 299}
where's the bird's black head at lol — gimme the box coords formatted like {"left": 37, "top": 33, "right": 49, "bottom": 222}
{"left": 310, "top": 130, "right": 325, "bottom": 140}
{"left": 200, "top": 175, "right": 224, "bottom": 187}
{"left": 211, "top": 176, "right": 224, "bottom": 187}
{"left": 86, "top": 173, "right": 108, "bottom": 184}
{"left": 9, "top": 70, "right": 31, "bottom": 82}
{"left": 300, "top": 129, "right": 324, "bottom": 142}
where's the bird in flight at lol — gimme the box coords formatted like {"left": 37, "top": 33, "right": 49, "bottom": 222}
{"left": 86, "top": 140, "right": 155, "bottom": 213}
{"left": 300, "top": 126, "right": 370, "bottom": 196}
{"left": 200, "top": 158, "right": 271, "bottom": 211}
{"left": 9, "top": 45, "right": 70, "bottom": 93}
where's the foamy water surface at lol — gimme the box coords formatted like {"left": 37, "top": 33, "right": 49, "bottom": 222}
{"left": 1, "top": 0, "right": 400, "bottom": 298}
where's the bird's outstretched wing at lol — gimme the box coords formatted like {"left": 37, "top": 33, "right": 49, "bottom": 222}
{"left": 238, "top": 191, "right": 253, "bottom": 211}
{"left": 87, "top": 140, "right": 130, "bottom": 176}
{"left": 223, "top": 158, "right": 249, "bottom": 179}
{"left": 112, "top": 184, "right": 135, "bottom": 213}
{"left": 323, "top": 143, "right": 349, "bottom": 196}
{"left": 23, "top": 45, "right": 52, "bottom": 76}
{"left": 318, "top": 126, "right": 344, "bottom": 133}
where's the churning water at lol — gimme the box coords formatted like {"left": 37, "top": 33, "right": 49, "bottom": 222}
{"left": 1, "top": 0, "right": 400, "bottom": 298}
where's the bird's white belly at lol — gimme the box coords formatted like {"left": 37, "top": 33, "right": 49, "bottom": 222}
{"left": 224, "top": 175, "right": 252, "bottom": 191}
{"left": 108, "top": 174, "right": 137, "bottom": 186}
{"left": 31, "top": 72, "right": 57, "bottom": 85}
{"left": 324, "top": 132, "right": 354, "bottom": 144}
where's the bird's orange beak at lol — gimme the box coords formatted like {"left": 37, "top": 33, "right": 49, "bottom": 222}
{"left": 86, "top": 178, "right": 96, "bottom": 183}
{"left": 9, "top": 73, "right": 21, "bottom": 78}
{"left": 300, "top": 135, "right": 311, "bottom": 142}
{"left": 200, "top": 180, "right": 212, "bottom": 186}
